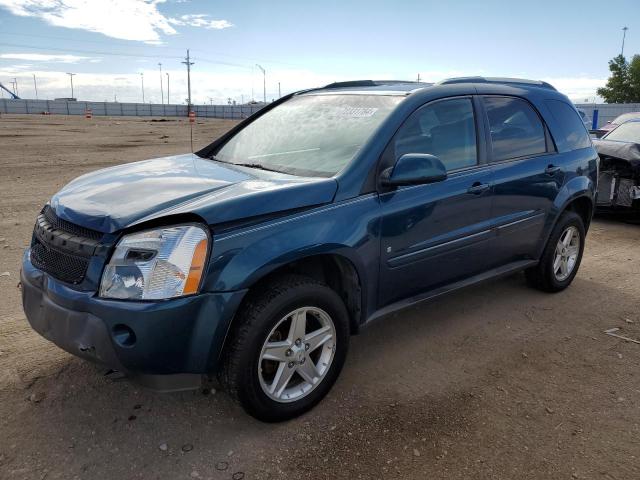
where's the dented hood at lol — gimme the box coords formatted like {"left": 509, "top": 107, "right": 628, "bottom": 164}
{"left": 50, "top": 154, "right": 338, "bottom": 233}
{"left": 593, "top": 139, "right": 640, "bottom": 169}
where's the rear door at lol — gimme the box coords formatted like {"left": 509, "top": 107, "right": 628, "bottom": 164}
{"left": 481, "top": 95, "right": 561, "bottom": 267}
{"left": 378, "top": 96, "right": 495, "bottom": 307}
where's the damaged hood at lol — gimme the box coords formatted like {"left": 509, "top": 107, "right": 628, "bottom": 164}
{"left": 593, "top": 139, "right": 640, "bottom": 169}
{"left": 50, "top": 153, "right": 338, "bottom": 233}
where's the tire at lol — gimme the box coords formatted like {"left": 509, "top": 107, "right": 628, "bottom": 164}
{"left": 525, "top": 210, "right": 585, "bottom": 293}
{"left": 218, "top": 274, "right": 350, "bottom": 422}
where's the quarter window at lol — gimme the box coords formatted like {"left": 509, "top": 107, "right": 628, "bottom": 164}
{"left": 545, "top": 100, "right": 592, "bottom": 150}
{"left": 394, "top": 98, "right": 477, "bottom": 171}
{"left": 484, "top": 96, "right": 547, "bottom": 161}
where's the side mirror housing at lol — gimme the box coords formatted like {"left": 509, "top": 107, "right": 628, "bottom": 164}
{"left": 380, "top": 153, "right": 447, "bottom": 187}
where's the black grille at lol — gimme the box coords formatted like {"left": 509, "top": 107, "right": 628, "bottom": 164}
{"left": 30, "top": 237, "right": 89, "bottom": 284}
{"left": 42, "top": 205, "right": 103, "bottom": 241}
{"left": 30, "top": 205, "right": 105, "bottom": 284}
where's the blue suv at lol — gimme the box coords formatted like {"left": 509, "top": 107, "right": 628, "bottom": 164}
{"left": 21, "top": 78, "right": 598, "bottom": 421}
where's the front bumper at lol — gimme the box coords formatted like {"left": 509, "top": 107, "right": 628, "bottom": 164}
{"left": 21, "top": 250, "right": 247, "bottom": 382}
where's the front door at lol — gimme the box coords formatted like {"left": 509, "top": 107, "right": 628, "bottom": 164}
{"left": 378, "top": 96, "right": 494, "bottom": 308}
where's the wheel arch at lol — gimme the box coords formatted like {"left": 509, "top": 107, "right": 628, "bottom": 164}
{"left": 226, "top": 251, "right": 366, "bottom": 340}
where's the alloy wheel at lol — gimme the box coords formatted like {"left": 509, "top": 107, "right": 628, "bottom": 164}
{"left": 553, "top": 226, "right": 580, "bottom": 281}
{"left": 258, "top": 307, "right": 337, "bottom": 403}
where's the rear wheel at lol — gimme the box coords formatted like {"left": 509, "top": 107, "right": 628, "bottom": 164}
{"left": 526, "top": 211, "right": 585, "bottom": 292}
{"left": 219, "top": 274, "right": 350, "bottom": 422}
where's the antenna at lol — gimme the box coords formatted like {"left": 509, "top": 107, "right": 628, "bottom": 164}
{"left": 182, "top": 49, "right": 195, "bottom": 153}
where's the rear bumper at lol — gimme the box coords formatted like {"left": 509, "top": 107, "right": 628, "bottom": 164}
{"left": 21, "top": 250, "right": 247, "bottom": 383}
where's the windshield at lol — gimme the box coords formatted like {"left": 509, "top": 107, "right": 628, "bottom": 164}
{"left": 604, "top": 121, "right": 640, "bottom": 143}
{"left": 612, "top": 112, "right": 640, "bottom": 125}
{"left": 214, "top": 94, "right": 403, "bottom": 177}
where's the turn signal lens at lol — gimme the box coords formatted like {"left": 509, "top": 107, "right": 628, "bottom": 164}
{"left": 183, "top": 238, "right": 208, "bottom": 295}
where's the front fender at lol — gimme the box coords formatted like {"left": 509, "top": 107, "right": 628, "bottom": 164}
{"left": 203, "top": 194, "right": 382, "bottom": 318}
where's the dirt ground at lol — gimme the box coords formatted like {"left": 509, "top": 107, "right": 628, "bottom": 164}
{"left": 0, "top": 114, "right": 639, "bottom": 480}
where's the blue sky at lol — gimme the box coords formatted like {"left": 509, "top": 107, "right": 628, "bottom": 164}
{"left": 0, "top": 0, "right": 638, "bottom": 104}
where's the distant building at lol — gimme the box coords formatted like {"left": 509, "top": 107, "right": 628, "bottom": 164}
{"left": 54, "top": 97, "right": 77, "bottom": 101}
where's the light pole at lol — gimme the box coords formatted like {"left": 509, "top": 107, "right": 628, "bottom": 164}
{"left": 33, "top": 74, "right": 38, "bottom": 99}
{"left": 140, "top": 73, "right": 145, "bottom": 103}
{"left": 181, "top": 49, "right": 194, "bottom": 110}
{"left": 158, "top": 62, "right": 164, "bottom": 104}
{"left": 66, "top": 72, "right": 75, "bottom": 98}
{"left": 256, "top": 64, "right": 266, "bottom": 103}
{"left": 166, "top": 72, "right": 170, "bottom": 104}
{"left": 12, "top": 77, "right": 18, "bottom": 96}
{"left": 621, "top": 26, "right": 629, "bottom": 57}
{"left": 278, "top": 81, "right": 281, "bottom": 98}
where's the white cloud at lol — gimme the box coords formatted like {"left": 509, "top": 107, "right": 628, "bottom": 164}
{"left": 0, "top": 0, "right": 180, "bottom": 43}
{"left": 168, "top": 14, "right": 233, "bottom": 30}
{"left": 0, "top": 52, "right": 95, "bottom": 63}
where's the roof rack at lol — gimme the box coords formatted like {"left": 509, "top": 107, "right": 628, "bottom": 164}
{"left": 437, "top": 76, "right": 556, "bottom": 91}
{"left": 322, "top": 80, "right": 428, "bottom": 89}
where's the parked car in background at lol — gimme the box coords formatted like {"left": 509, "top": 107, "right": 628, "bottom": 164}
{"left": 21, "top": 77, "right": 598, "bottom": 421}
{"left": 594, "top": 119, "right": 640, "bottom": 215}
{"left": 593, "top": 112, "right": 640, "bottom": 138}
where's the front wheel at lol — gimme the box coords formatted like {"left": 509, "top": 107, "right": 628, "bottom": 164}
{"left": 526, "top": 211, "right": 585, "bottom": 292}
{"left": 218, "top": 274, "right": 350, "bottom": 422}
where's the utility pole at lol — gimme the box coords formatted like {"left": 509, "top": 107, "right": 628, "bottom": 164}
{"left": 158, "top": 62, "right": 164, "bottom": 104}
{"left": 256, "top": 64, "right": 266, "bottom": 103}
{"left": 140, "top": 73, "right": 145, "bottom": 103}
{"left": 417, "top": 73, "right": 421, "bottom": 82}
{"left": 166, "top": 72, "right": 170, "bottom": 104}
{"left": 621, "top": 26, "right": 629, "bottom": 57}
{"left": 33, "top": 74, "right": 38, "bottom": 99}
{"left": 182, "top": 49, "right": 194, "bottom": 110}
{"left": 66, "top": 72, "right": 75, "bottom": 98}
{"left": 278, "top": 82, "right": 281, "bottom": 98}
{"left": 13, "top": 77, "right": 18, "bottom": 96}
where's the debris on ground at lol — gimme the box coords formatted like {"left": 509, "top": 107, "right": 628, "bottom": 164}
{"left": 181, "top": 444, "right": 193, "bottom": 453}
{"left": 604, "top": 327, "right": 640, "bottom": 345}
{"left": 27, "top": 392, "right": 45, "bottom": 403}
{"left": 158, "top": 443, "right": 168, "bottom": 452}
{"left": 1, "top": 272, "right": 10, "bottom": 277}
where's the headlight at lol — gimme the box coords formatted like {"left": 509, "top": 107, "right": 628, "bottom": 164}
{"left": 99, "top": 224, "right": 209, "bottom": 300}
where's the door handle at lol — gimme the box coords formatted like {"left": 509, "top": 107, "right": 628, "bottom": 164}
{"left": 467, "top": 182, "right": 490, "bottom": 195}
{"left": 545, "top": 164, "right": 562, "bottom": 175}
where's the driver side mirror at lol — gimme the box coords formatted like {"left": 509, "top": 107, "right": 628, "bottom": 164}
{"left": 380, "top": 153, "right": 447, "bottom": 187}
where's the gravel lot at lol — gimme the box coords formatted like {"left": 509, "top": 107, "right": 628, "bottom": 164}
{"left": 0, "top": 114, "right": 639, "bottom": 480}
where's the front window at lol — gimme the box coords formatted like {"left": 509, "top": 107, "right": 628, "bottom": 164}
{"left": 214, "top": 94, "right": 403, "bottom": 177}
{"left": 603, "top": 121, "right": 640, "bottom": 143}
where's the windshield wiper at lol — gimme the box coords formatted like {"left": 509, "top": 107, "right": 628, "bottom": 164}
{"left": 208, "top": 155, "right": 283, "bottom": 173}
{"left": 232, "top": 163, "right": 282, "bottom": 173}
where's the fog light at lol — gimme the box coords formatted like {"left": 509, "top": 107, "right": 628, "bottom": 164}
{"left": 112, "top": 324, "right": 136, "bottom": 347}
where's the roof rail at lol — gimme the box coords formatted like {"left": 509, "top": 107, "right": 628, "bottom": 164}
{"left": 437, "top": 76, "right": 557, "bottom": 91}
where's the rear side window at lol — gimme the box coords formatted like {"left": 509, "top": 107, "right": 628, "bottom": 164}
{"left": 394, "top": 97, "right": 477, "bottom": 171}
{"left": 484, "top": 96, "right": 547, "bottom": 161}
{"left": 545, "top": 100, "right": 591, "bottom": 150}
